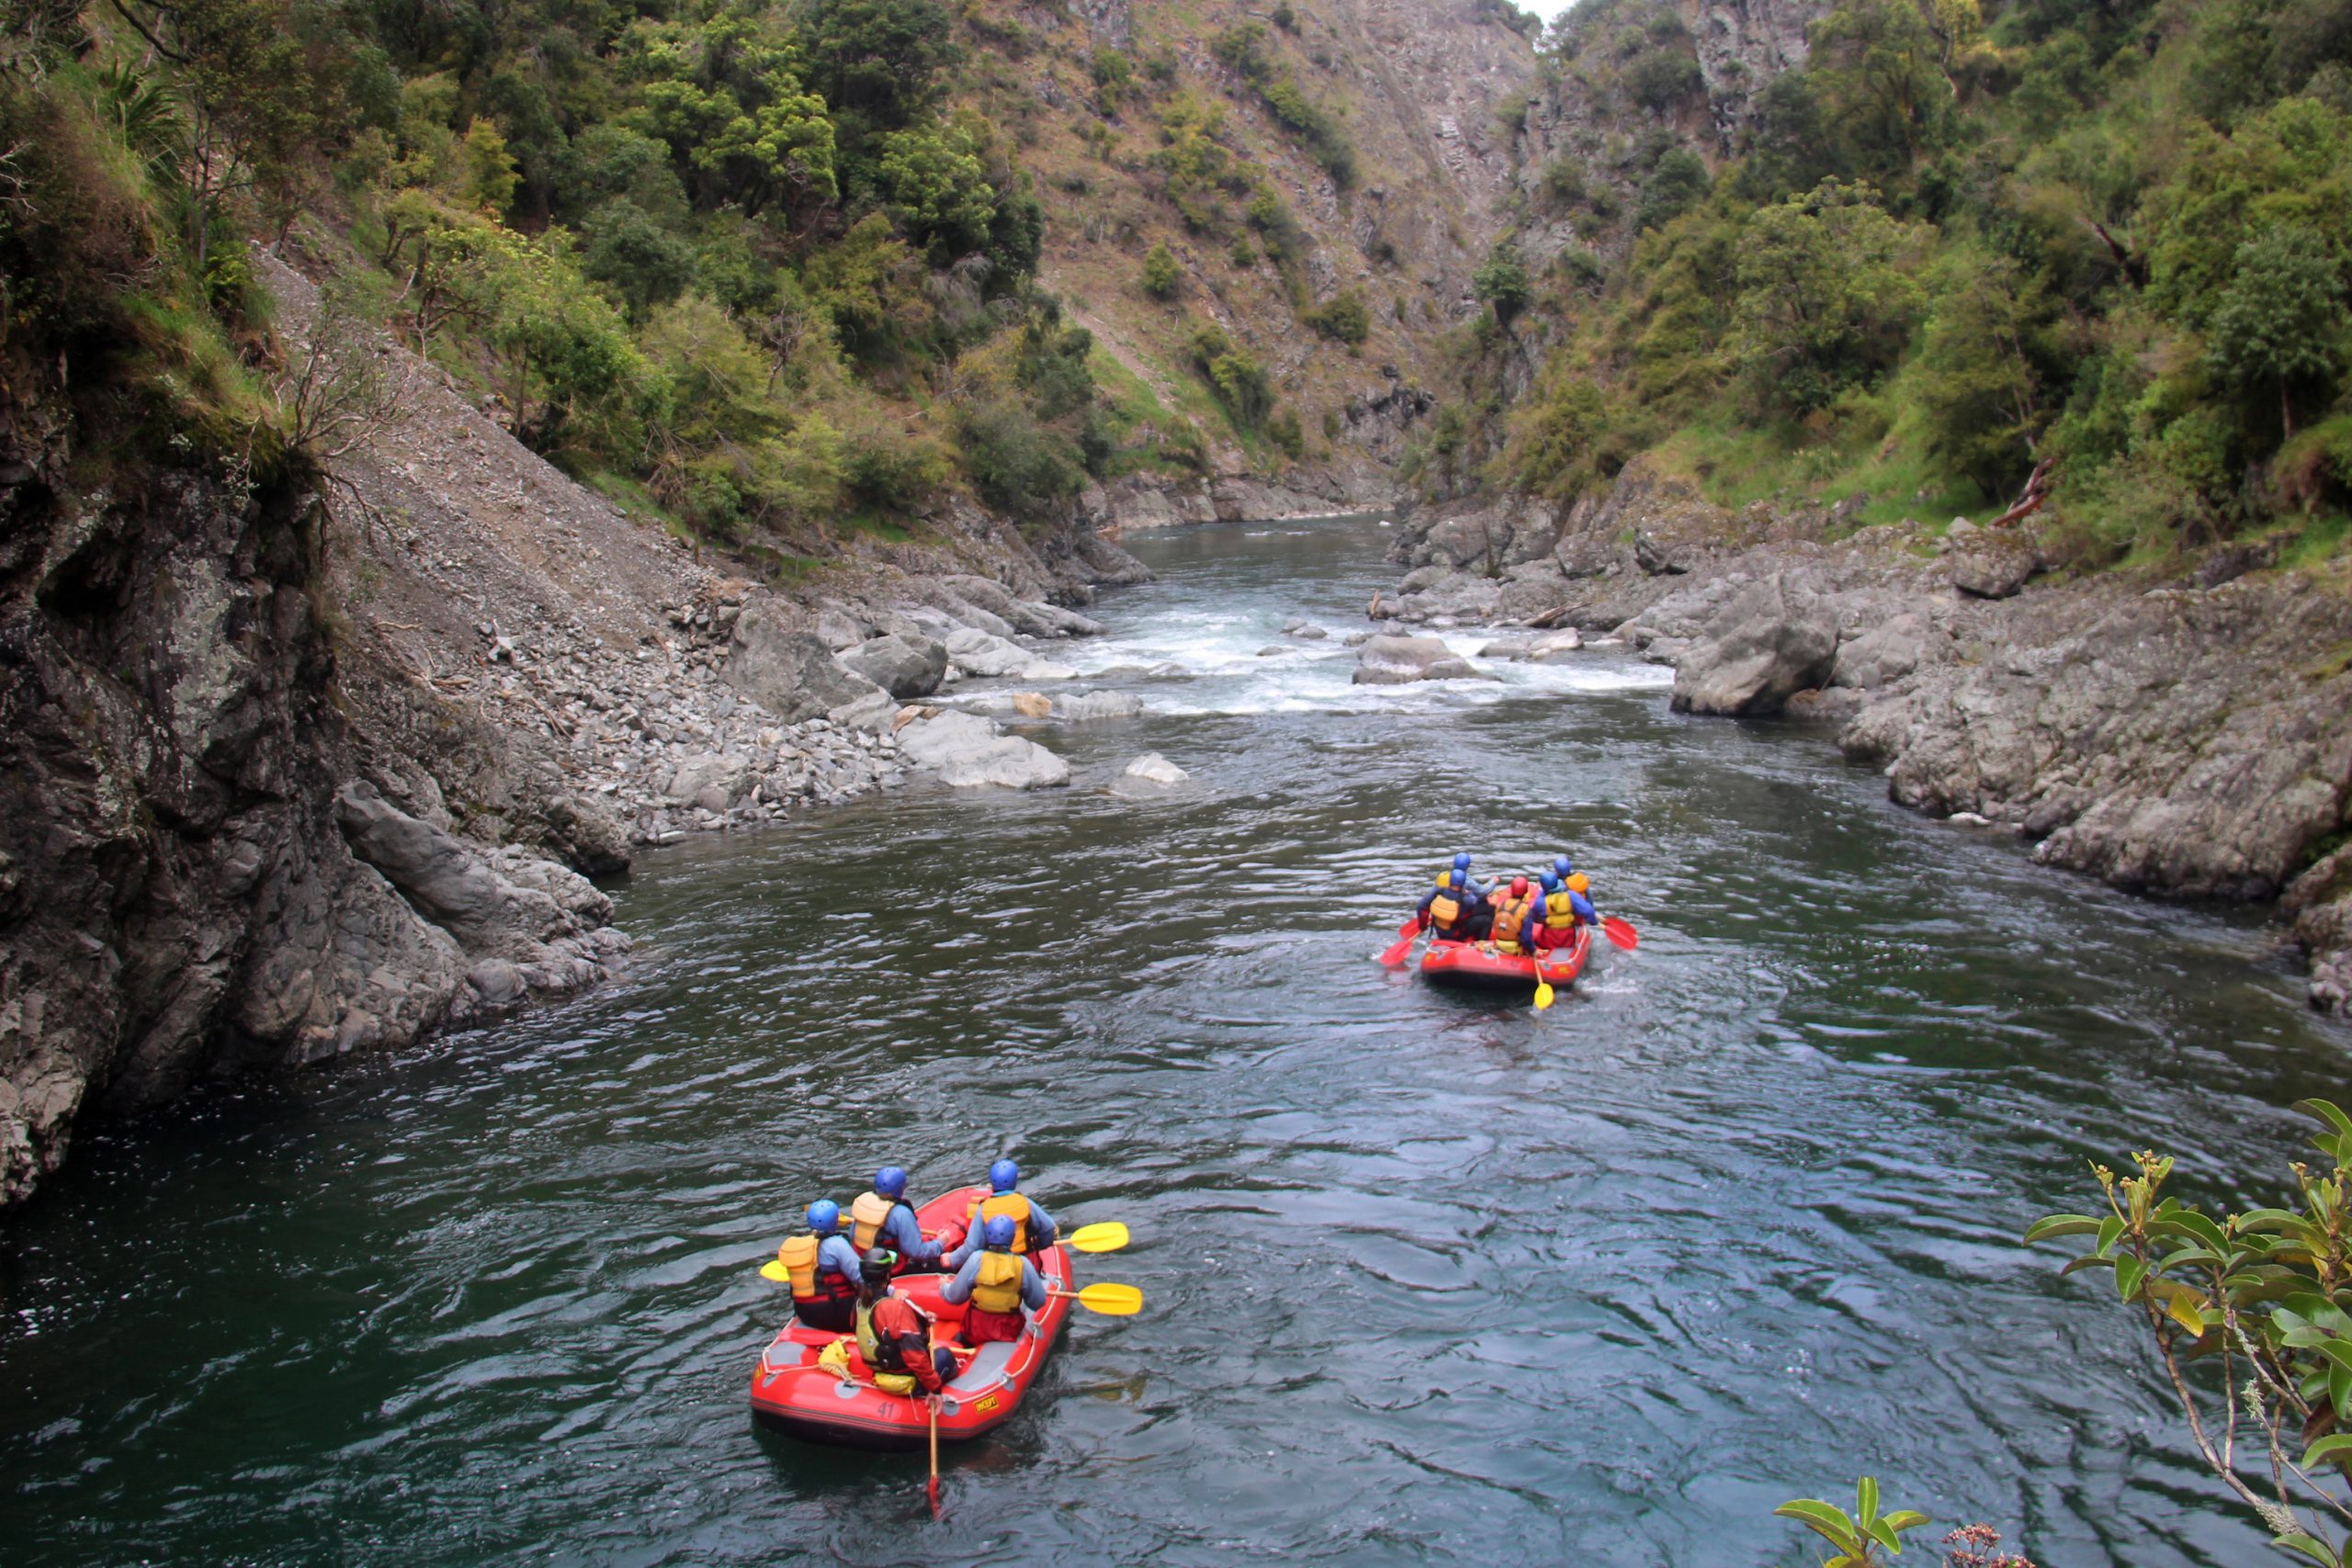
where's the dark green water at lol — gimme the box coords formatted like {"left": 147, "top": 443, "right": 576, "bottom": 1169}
{"left": 3, "top": 519, "right": 2346, "bottom": 1565}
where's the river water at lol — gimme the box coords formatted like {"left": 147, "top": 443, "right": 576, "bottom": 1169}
{"left": 4, "top": 518, "right": 2347, "bottom": 1566}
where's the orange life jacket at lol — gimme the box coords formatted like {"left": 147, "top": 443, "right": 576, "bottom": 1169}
{"left": 966, "top": 1190, "right": 1034, "bottom": 1252}
{"left": 970, "top": 1251, "right": 1025, "bottom": 1315}
{"left": 1488, "top": 889, "right": 1536, "bottom": 953}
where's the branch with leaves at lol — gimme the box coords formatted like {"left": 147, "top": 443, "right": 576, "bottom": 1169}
{"left": 2027, "top": 1100, "right": 2352, "bottom": 1564}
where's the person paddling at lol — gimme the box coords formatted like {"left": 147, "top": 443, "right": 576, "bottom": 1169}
{"left": 1486, "top": 874, "right": 1539, "bottom": 954}
{"left": 940, "top": 1215, "right": 1048, "bottom": 1346}
{"left": 945, "top": 1159, "right": 1057, "bottom": 1267}
{"left": 850, "top": 1166, "right": 950, "bottom": 1271}
{"left": 1525, "top": 870, "right": 1595, "bottom": 954}
{"left": 854, "top": 1247, "right": 958, "bottom": 1396}
{"left": 776, "top": 1200, "right": 863, "bottom": 1332}
{"left": 1418, "top": 866, "right": 1490, "bottom": 942}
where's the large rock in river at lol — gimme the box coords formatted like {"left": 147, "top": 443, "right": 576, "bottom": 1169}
{"left": 1352, "top": 635, "right": 1487, "bottom": 685}
{"left": 1669, "top": 574, "right": 1838, "bottom": 715}
{"left": 723, "top": 604, "right": 888, "bottom": 722}
{"left": 895, "top": 710, "right": 1070, "bottom": 790}
{"left": 943, "top": 626, "right": 1079, "bottom": 681}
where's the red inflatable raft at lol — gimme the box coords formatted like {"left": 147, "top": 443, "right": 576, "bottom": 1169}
{"left": 1419, "top": 924, "right": 1591, "bottom": 997}
{"left": 748, "top": 1184, "right": 1072, "bottom": 1450}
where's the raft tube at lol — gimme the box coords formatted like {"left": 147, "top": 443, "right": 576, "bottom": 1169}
{"left": 1419, "top": 924, "right": 1591, "bottom": 997}
{"left": 748, "top": 1183, "right": 1072, "bottom": 1450}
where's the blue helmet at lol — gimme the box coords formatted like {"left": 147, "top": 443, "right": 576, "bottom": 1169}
{"left": 1553, "top": 854, "right": 1574, "bottom": 878}
{"left": 988, "top": 1158, "right": 1019, "bottom": 1193}
{"left": 875, "top": 1166, "right": 908, "bottom": 1200}
{"left": 1453, "top": 852, "right": 1473, "bottom": 871}
{"left": 1448, "top": 868, "right": 1466, "bottom": 888}
{"left": 983, "top": 1215, "right": 1017, "bottom": 1249}
{"left": 807, "top": 1199, "right": 841, "bottom": 1235}
{"left": 1540, "top": 871, "right": 1562, "bottom": 894}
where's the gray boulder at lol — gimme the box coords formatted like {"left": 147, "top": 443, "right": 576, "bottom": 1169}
{"left": 895, "top": 710, "right": 1070, "bottom": 790}
{"left": 840, "top": 633, "right": 948, "bottom": 698}
{"left": 662, "top": 751, "right": 753, "bottom": 812}
{"left": 1352, "top": 634, "right": 1488, "bottom": 685}
{"left": 335, "top": 781, "right": 606, "bottom": 960}
{"left": 940, "top": 575, "right": 1104, "bottom": 638}
{"left": 1669, "top": 575, "right": 1839, "bottom": 715}
{"left": 1948, "top": 530, "right": 2041, "bottom": 599}
{"left": 1119, "top": 752, "right": 1190, "bottom": 788}
{"left": 1830, "top": 612, "right": 1951, "bottom": 691}
{"left": 1054, "top": 691, "right": 1146, "bottom": 722}
{"left": 943, "top": 626, "right": 1079, "bottom": 681}
{"left": 724, "top": 604, "right": 889, "bottom": 722}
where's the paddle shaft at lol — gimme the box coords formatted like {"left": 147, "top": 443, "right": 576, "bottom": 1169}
{"left": 927, "top": 1395, "right": 941, "bottom": 1517}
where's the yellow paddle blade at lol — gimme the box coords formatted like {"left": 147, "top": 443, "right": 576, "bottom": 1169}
{"left": 1064, "top": 1223, "right": 1129, "bottom": 1254}
{"left": 1533, "top": 979, "right": 1555, "bottom": 1010}
{"left": 1072, "top": 1282, "right": 1143, "bottom": 1315}
{"left": 759, "top": 1260, "right": 791, "bottom": 1282}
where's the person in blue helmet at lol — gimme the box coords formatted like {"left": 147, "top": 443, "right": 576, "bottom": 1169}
{"left": 1523, "top": 869, "right": 1600, "bottom": 955}
{"left": 944, "top": 1159, "right": 1057, "bottom": 1269}
{"left": 849, "top": 1166, "right": 950, "bottom": 1270}
{"left": 940, "top": 1214, "right": 1049, "bottom": 1347}
{"left": 1417, "top": 863, "right": 1493, "bottom": 942}
{"left": 775, "top": 1200, "right": 865, "bottom": 1330}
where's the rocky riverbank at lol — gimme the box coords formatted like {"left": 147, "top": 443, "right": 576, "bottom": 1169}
{"left": 1381, "top": 462, "right": 2352, "bottom": 1016}
{"left": 0, "top": 254, "right": 1156, "bottom": 1211}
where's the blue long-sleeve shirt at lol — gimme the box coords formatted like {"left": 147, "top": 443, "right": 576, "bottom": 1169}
{"left": 942, "top": 1196, "right": 1057, "bottom": 1269}
{"left": 874, "top": 1201, "right": 944, "bottom": 1268}
{"left": 812, "top": 1233, "right": 862, "bottom": 1290}
{"left": 1517, "top": 891, "right": 1599, "bottom": 950}
{"left": 939, "top": 1250, "right": 1048, "bottom": 1313}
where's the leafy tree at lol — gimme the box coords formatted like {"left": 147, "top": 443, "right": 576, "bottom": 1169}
{"left": 1474, "top": 243, "right": 1532, "bottom": 327}
{"left": 459, "top": 118, "right": 519, "bottom": 217}
{"left": 957, "top": 399, "right": 1080, "bottom": 519}
{"left": 1636, "top": 147, "right": 1711, "bottom": 230}
{"left": 792, "top": 0, "right": 959, "bottom": 142}
{"left": 1732, "top": 178, "right": 1925, "bottom": 416}
{"left": 873, "top": 121, "right": 995, "bottom": 260}
{"left": 2204, "top": 226, "right": 2348, "bottom": 439}
{"left": 1141, "top": 241, "right": 1182, "bottom": 299}
{"left": 579, "top": 197, "right": 697, "bottom": 321}
{"left": 1805, "top": 0, "right": 1954, "bottom": 180}
{"left": 1187, "top": 322, "right": 1272, "bottom": 429}
{"left": 1917, "top": 250, "right": 2054, "bottom": 497}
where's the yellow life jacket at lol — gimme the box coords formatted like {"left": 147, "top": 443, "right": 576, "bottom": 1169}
{"left": 974, "top": 1191, "right": 1032, "bottom": 1252}
{"left": 970, "top": 1251, "right": 1025, "bottom": 1315}
{"left": 855, "top": 1296, "right": 922, "bottom": 1394}
{"left": 1488, "top": 890, "right": 1535, "bottom": 953}
{"left": 1545, "top": 889, "right": 1581, "bottom": 926}
{"left": 1429, "top": 874, "right": 1464, "bottom": 930}
{"left": 849, "top": 1191, "right": 899, "bottom": 1250}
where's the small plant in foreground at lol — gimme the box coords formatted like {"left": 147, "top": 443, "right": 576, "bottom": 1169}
{"left": 1774, "top": 1476, "right": 1928, "bottom": 1566}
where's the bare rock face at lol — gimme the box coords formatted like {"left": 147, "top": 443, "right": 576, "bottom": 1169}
{"left": 1352, "top": 635, "right": 1487, "bottom": 684}
{"left": 1669, "top": 574, "right": 1840, "bottom": 715}
{"left": 894, "top": 709, "right": 1071, "bottom": 790}
{"left": 723, "top": 604, "right": 890, "bottom": 722}
{"left": 0, "top": 456, "right": 629, "bottom": 1208}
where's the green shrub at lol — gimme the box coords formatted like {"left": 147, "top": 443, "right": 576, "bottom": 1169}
{"left": 1141, "top": 240, "right": 1182, "bottom": 299}
{"left": 1305, "top": 288, "right": 1371, "bottom": 344}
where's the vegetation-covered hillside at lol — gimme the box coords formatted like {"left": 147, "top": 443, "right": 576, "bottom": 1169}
{"left": 1454, "top": 0, "right": 2352, "bottom": 568}
{"left": 2, "top": 0, "right": 1542, "bottom": 585}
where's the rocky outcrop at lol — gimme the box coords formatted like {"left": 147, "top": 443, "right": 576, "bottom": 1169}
{"left": 1669, "top": 574, "right": 1839, "bottom": 715}
{"left": 839, "top": 633, "right": 949, "bottom": 699}
{"left": 943, "top": 626, "right": 1080, "bottom": 681}
{"left": 894, "top": 709, "right": 1071, "bottom": 790}
{"left": 723, "top": 609, "right": 892, "bottom": 722}
{"left": 0, "top": 443, "right": 629, "bottom": 1209}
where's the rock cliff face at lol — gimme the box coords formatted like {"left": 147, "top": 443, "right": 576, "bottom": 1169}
{"left": 0, "top": 388, "right": 635, "bottom": 1207}
{"left": 1385, "top": 470, "right": 2352, "bottom": 1014}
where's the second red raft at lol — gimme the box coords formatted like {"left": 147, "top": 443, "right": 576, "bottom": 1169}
{"left": 1419, "top": 924, "right": 1591, "bottom": 997}
{"left": 748, "top": 1183, "right": 1072, "bottom": 1450}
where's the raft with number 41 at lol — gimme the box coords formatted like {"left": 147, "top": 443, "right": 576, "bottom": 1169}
{"left": 749, "top": 1183, "right": 1136, "bottom": 1450}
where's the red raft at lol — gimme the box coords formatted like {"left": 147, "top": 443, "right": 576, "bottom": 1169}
{"left": 748, "top": 1183, "right": 1072, "bottom": 1450}
{"left": 1419, "top": 923, "right": 1592, "bottom": 997}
